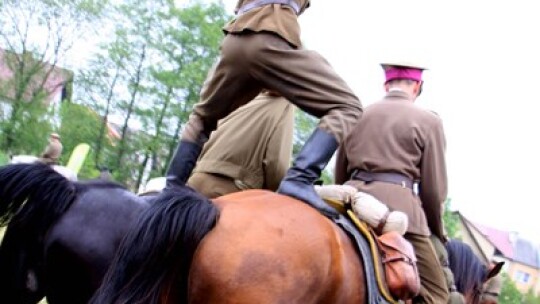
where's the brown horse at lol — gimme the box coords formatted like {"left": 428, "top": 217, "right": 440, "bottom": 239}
{"left": 91, "top": 188, "right": 500, "bottom": 304}
{"left": 446, "top": 239, "right": 504, "bottom": 304}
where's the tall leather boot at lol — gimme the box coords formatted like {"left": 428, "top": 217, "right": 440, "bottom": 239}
{"left": 164, "top": 140, "right": 203, "bottom": 190}
{"left": 277, "top": 128, "right": 339, "bottom": 218}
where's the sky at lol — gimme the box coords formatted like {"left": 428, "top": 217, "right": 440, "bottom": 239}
{"left": 215, "top": 0, "right": 540, "bottom": 241}
{"left": 65, "top": 0, "right": 540, "bottom": 240}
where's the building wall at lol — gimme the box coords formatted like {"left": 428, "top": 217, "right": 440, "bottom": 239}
{"left": 535, "top": 268, "right": 540, "bottom": 296}
{"left": 507, "top": 261, "right": 539, "bottom": 293}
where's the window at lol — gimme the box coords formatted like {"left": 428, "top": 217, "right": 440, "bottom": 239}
{"left": 513, "top": 270, "right": 531, "bottom": 284}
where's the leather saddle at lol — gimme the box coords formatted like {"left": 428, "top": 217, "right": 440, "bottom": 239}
{"left": 325, "top": 198, "right": 419, "bottom": 303}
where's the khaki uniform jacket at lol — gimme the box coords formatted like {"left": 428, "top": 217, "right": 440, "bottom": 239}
{"left": 192, "top": 93, "right": 295, "bottom": 191}
{"left": 335, "top": 90, "right": 447, "bottom": 238}
{"left": 224, "top": 0, "right": 310, "bottom": 48}
{"left": 41, "top": 139, "right": 63, "bottom": 163}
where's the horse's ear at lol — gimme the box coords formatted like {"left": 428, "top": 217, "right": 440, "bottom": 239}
{"left": 486, "top": 262, "right": 504, "bottom": 280}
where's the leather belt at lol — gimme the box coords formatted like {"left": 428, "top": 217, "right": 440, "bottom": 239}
{"left": 352, "top": 170, "right": 415, "bottom": 190}
{"left": 237, "top": 0, "right": 300, "bottom": 15}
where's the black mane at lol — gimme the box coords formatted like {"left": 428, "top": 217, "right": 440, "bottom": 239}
{"left": 90, "top": 187, "right": 219, "bottom": 304}
{"left": 446, "top": 239, "right": 487, "bottom": 300}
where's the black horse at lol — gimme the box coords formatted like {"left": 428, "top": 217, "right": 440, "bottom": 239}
{"left": 0, "top": 163, "right": 152, "bottom": 304}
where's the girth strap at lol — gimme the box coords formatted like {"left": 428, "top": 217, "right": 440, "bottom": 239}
{"left": 237, "top": 0, "right": 300, "bottom": 15}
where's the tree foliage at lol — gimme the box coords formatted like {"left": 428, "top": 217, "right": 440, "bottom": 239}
{"left": 443, "top": 198, "right": 460, "bottom": 238}
{"left": 0, "top": 0, "right": 106, "bottom": 153}
{"left": 73, "top": 0, "right": 231, "bottom": 189}
{"left": 499, "top": 273, "right": 523, "bottom": 304}
{"left": 58, "top": 102, "right": 107, "bottom": 179}
{"left": 523, "top": 288, "right": 540, "bottom": 304}
{"left": 0, "top": 0, "right": 323, "bottom": 191}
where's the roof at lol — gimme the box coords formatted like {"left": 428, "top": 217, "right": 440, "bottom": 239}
{"left": 472, "top": 222, "right": 514, "bottom": 258}
{"left": 468, "top": 219, "right": 540, "bottom": 268}
{"left": 513, "top": 237, "right": 540, "bottom": 268}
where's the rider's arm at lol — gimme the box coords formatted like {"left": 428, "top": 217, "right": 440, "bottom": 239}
{"left": 419, "top": 117, "right": 448, "bottom": 242}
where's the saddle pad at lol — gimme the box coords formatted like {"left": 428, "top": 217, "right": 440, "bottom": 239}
{"left": 326, "top": 198, "right": 398, "bottom": 304}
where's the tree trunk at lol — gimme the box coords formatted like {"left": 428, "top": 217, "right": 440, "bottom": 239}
{"left": 115, "top": 44, "right": 146, "bottom": 173}
{"left": 95, "top": 68, "right": 120, "bottom": 166}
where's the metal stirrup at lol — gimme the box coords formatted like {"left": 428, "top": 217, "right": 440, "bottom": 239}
{"left": 237, "top": 0, "right": 300, "bottom": 15}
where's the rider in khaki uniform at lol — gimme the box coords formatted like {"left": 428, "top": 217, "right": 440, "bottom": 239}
{"left": 40, "top": 133, "right": 63, "bottom": 165}
{"left": 335, "top": 62, "right": 449, "bottom": 304}
{"left": 164, "top": 0, "right": 362, "bottom": 218}
{"left": 187, "top": 92, "right": 295, "bottom": 198}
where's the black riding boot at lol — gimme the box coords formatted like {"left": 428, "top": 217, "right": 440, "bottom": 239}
{"left": 165, "top": 140, "right": 203, "bottom": 190}
{"left": 277, "top": 128, "right": 339, "bottom": 218}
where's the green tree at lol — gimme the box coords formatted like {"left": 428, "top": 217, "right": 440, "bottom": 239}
{"left": 499, "top": 273, "right": 523, "bottom": 304}
{"left": 293, "top": 111, "right": 318, "bottom": 156}
{"left": 443, "top": 198, "right": 460, "bottom": 238}
{"left": 76, "top": 0, "right": 230, "bottom": 189}
{"left": 523, "top": 288, "right": 540, "bottom": 304}
{"left": 152, "top": 1, "right": 231, "bottom": 177}
{"left": 0, "top": 150, "right": 9, "bottom": 165}
{"left": 0, "top": 0, "right": 106, "bottom": 153}
{"left": 58, "top": 102, "right": 106, "bottom": 179}
{"left": 76, "top": 64, "right": 121, "bottom": 168}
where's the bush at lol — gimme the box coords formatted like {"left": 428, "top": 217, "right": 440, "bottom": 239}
{"left": 499, "top": 272, "right": 522, "bottom": 304}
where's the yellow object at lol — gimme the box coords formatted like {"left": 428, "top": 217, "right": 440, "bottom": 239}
{"left": 66, "top": 143, "right": 90, "bottom": 174}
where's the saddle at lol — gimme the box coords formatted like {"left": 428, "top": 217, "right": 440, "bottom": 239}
{"left": 317, "top": 186, "right": 420, "bottom": 303}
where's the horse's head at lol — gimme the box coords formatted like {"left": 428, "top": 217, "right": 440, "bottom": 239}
{"left": 446, "top": 239, "right": 504, "bottom": 304}
{"left": 479, "top": 262, "right": 505, "bottom": 304}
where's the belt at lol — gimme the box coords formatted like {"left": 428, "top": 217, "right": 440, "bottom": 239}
{"left": 352, "top": 170, "right": 415, "bottom": 190}
{"left": 237, "top": 0, "right": 300, "bottom": 15}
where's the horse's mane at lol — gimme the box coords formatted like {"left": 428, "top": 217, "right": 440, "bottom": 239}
{"left": 0, "top": 163, "right": 77, "bottom": 228}
{"left": 91, "top": 187, "right": 219, "bottom": 304}
{"left": 446, "top": 239, "right": 487, "bottom": 296}
{"left": 0, "top": 163, "right": 79, "bottom": 301}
